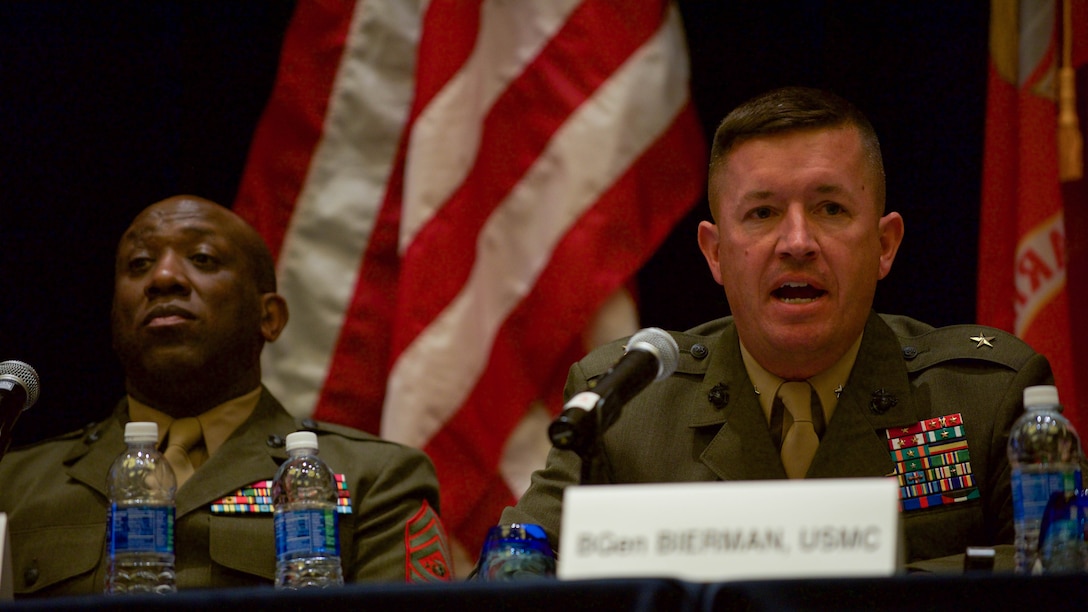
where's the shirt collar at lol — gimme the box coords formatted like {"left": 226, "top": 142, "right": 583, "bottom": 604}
{"left": 739, "top": 334, "right": 863, "bottom": 424}
{"left": 126, "top": 387, "right": 262, "bottom": 456}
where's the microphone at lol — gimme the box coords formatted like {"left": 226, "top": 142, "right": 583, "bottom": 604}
{"left": 0, "top": 360, "right": 40, "bottom": 460}
{"left": 549, "top": 328, "right": 679, "bottom": 453}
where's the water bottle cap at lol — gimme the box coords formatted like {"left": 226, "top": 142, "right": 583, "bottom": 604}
{"left": 479, "top": 523, "right": 554, "bottom": 557}
{"left": 285, "top": 431, "right": 319, "bottom": 452}
{"left": 124, "top": 421, "right": 159, "bottom": 443}
{"left": 1023, "top": 385, "right": 1060, "bottom": 410}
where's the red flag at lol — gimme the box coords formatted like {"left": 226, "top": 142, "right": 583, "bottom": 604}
{"left": 234, "top": 0, "right": 705, "bottom": 567}
{"left": 979, "top": 0, "right": 1087, "bottom": 430}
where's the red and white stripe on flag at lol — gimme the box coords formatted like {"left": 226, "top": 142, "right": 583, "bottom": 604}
{"left": 979, "top": 0, "right": 1087, "bottom": 430}
{"left": 233, "top": 0, "right": 706, "bottom": 562}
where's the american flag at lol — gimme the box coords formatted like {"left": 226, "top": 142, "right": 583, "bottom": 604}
{"left": 233, "top": 0, "right": 705, "bottom": 567}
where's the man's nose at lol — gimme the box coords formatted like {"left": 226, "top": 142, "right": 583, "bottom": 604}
{"left": 145, "top": 252, "right": 191, "bottom": 296}
{"left": 777, "top": 206, "right": 819, "bottom": 259}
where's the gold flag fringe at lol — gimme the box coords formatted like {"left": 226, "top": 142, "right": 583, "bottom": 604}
{"left": 1059, "top": 0, "right": 1084, "bottom": 181}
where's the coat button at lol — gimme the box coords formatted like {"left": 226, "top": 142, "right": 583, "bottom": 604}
{"left": 267, "top": 434, "right": 285, "bottom": 448}
{"left": 24, "top": 564, "right": 39, "bottom": 587}
{"left": 690, "top": 344, "right": 708, "bottom": 360}
{"left": 83, "top": 423, "right": 102, "bottom": 444}
{"left": 902, "top": 346, "right": 918, "bottom": 360}
{"left": 301, "top": 418, "right": 318, "bottom": 430}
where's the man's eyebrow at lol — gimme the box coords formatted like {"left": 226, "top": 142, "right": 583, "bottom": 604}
{"left": 815, "top": 183, "right": 846, "bottom": 194}
{"left": 740, "top": 190, "right": 774, "bottom": 201}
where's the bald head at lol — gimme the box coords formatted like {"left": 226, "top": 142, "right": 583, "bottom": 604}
{"left": 120, "top": 195, "right": 278, "bottom": 293}
{"left": 111, "top": 194, "right": 287, "bottom": 415}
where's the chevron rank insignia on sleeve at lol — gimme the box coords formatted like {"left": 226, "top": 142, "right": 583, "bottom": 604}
{"left": 405, "top": 500, "right": 452, "bottom": 582}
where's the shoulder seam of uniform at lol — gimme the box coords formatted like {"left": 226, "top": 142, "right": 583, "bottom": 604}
{"left": 579, "top": 322, "right": 726, "bottom": 379}
{"left": 300, "top": 419, "right": 402, "bottom": 444}
{"left": 898, "top": 324, "right": 1037, "bottom": 371}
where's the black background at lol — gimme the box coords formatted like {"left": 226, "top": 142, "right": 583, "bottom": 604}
{"left": 0, "top": 1, "right": 989, "bottom": 445}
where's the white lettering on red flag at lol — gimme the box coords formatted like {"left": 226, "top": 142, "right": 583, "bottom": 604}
{"left": 979, "top": 0, "right": 1086, "bottom": 424}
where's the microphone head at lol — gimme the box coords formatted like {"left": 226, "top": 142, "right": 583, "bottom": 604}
{"left": 626, "top": 327, "right": 680, "bottom": 382}
{"left": 0, "top": 360, "right": 40, "bottom": 410}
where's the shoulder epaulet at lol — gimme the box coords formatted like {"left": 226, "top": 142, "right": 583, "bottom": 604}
{"left": 578, "top": 321, "right": 727, "bottom": 380}
{"left": 294, "top": 417, "right": 384, "bottom": 443}
{"left": 897, "top": 324, "right": 1038, "bottom": 372}
{"left": 8, "top": 421, "right": 98, "bottom": 452}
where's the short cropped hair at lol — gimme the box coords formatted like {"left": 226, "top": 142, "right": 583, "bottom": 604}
{"left": 708, "top": 86, "right": 886, "bottom": 216}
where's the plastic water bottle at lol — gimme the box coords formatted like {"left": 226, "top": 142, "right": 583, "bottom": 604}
{"left": 476, "top": 523, "right": 556, "bottom": 580}
{"left": 105, "top": 421, "right": 177, "bottom": 594}
{"left": 272, "top": 431, "right": 344, "bottom": 589}
{"left": 1008, "top": 385, "right": 1085, "bottom": 574}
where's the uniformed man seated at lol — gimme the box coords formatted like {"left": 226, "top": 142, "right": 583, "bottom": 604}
{"left": 499, "top": 87, "right": 1053, "bottom": 571}
{"left": 0, "top": 195, "right": 452, "bottom": 597}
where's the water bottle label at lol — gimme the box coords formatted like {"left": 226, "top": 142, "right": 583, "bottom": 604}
{"left": 1012, "top": 470, "right": 1081, "bottom": 522}
{"left": 275, "top": 508, "right": 340, "bottom": 560}
{"left": 107, "top": 505, "right": 175, "bottom": 555}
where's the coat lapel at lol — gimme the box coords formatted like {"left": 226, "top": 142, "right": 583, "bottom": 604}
{"left": 693, "top": 322, "right": 788, "bottom": 481}
{"left": 65, "top": 407, "right": 127, "bottom": 499}
{"left": 175, "top": 389, "right": 293, "bottom": 517}
{"left": 67, "top": 392, "right": 296, "bottom": 518}
{"left": 809, "top": 312, "right": 921, "bottom": 478}
{"left": 692, "top": 312, "right": 923, "bottom": 482}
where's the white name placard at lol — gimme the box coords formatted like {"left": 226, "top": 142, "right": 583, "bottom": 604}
{"left": 558, "top": 478, "right": 900, "bottom": 581}
{"left": 0, "top": 513, "right": 11, "bottom": 600}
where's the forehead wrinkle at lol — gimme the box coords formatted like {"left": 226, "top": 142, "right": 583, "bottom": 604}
{"left": 121, "top": 219, "right": 222, "bottom": 246}
{"left": 116, "top": 224, "right": 231, "bottom": 274}
{"left": 740, "top": 183, "right": 847, "bottom": 202}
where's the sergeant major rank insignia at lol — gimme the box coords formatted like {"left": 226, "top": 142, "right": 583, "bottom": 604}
{"left": 404, "top": 500, "right": 452, "bottom": 582}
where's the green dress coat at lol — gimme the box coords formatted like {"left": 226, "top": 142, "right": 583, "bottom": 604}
{"left": 500, "top": 312, "right": 1054, "bottom": 570}
{"left": 0, "top": 387, "right": 451, "bottom": 597}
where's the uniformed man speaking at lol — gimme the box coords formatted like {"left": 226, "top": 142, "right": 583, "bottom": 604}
{"left": 0, "top": 196, "right": 452, "bottom": 596}
{"left": 500, "top": 87, "right": 1053, "bottom": 570}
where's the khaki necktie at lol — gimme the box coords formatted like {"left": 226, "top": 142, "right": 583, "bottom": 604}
{"left": 773, "top": 381, "right": 825, "bottom": 479}
{"left": 162, "top": 417, "right": 205, "bottom": 487}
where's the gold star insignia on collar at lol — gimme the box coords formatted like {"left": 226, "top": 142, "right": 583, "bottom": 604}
{"left": 969, "top": 332, "right": 995, "bottom": 348}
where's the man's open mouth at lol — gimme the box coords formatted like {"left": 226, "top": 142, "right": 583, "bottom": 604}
{"left": 772, "top": 282, "right": 826, "bottom": 303}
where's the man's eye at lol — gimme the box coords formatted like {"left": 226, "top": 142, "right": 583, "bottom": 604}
{"left": 127, "top": 257, "right": 152, "bottom": 273}
{"left": 191, "top": 253, "right": 218, "bottom": 267}
{"left": 824, "top": 202, "right": 845, "bottom": 216}
{"left": 750, "top": 207, "right": 773, "bottom": 220}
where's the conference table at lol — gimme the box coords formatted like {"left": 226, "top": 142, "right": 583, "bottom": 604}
{"left": 6, "top": 573, "right": 1088, "bottom": 611}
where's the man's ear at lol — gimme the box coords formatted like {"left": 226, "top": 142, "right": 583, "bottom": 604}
{"left": 697, "top": 220, "right": 725, "bottom": 286}
{"left": 877, "top": 212, "right": 905, "bottom": 280}
{"left": 260, "top": 293, "right": 289, "bottom": 342}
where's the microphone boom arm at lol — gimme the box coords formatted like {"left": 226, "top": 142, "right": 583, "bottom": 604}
{"left": 546, "top": 328, "right": 679, "bottom": 482}
{"left": 548, "top": 349, "right": 661, "bottom": 454}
